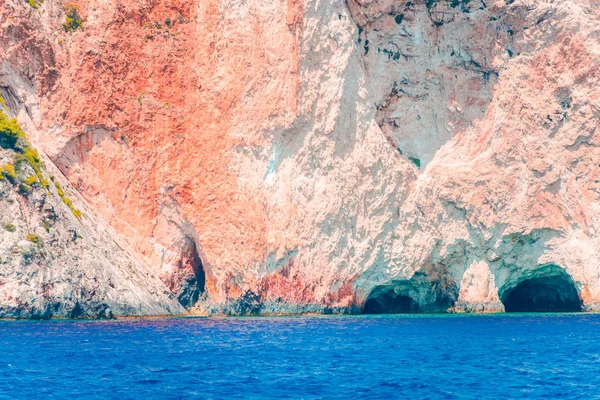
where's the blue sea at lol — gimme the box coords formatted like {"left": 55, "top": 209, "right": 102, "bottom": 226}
{"left": 1, "top": 314, "right": 599, "bottom": 399}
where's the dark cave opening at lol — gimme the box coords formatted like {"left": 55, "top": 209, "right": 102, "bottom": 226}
{"left": 502, "top": 274, "right": 582, "bottom": 313}
{"left": 189, "top": 239, "right": 206, "bottom": 293}
{"left": 175, "top": 237, "right": 206, "bottom": 308}
{"left": 363, "top": 290, "right": 418, "bottom": 314}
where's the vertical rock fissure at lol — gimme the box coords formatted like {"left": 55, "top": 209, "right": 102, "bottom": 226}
{"left": 172, "top": 235, "right": 206, "bottom": 308}
{"left": 188, "top": 238, "right": 206, "bottom": 295}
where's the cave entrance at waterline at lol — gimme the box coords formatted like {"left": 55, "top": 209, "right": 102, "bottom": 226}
{"left": 362, "top": 277, "right": 456, "bottom": 314}
{"left": 363, "top": 290, "right": 419, "bottom": 314}
{"left": 501, "top": 271, "right": 582, "bottom": 313}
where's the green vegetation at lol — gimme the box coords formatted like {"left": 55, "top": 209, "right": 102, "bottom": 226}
{"left": 24, "top": 175, "right": 38, "bottom": 186}
{"left": 1, "top": 164, "right": 16, "bottom": 183}
{"left": 26, "top": 234, "right": 40, "bottom": 245}
{"left": 0, "top": 111, "right": 25, "bottom": 150}
{"left": 15, "top": 146, "right": 44, "bottom": 183}
{"left": 41, "top": 219, "right": 51, "bottom": 233}
{"left": 72, "top": 208, "right": 82, "bottom": 219}
{"left": 0, "top": 95, "right": 46, "bottom": 188}
{"left": 62, "top": 3, "right": 84, "bottom": 32}
{"left": 52, "top": 178, "right": 82, "bottom": 220}
{"left": 18, "top": 183, "right": 32, "bottom": 194}
{"left": 408, "top": 156, "right": 421, "bottom": 169}
{"left": 27, "top": 0, "right": 42, "bottom": 9}
{"left": 3, "top": 223, "right": 16, "bottom": 232}
{"left": 0, "top": 94, "right": 82, "bottom": 218}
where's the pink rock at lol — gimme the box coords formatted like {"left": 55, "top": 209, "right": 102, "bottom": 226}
{"left": 0, "top": 0, "right": 598, "bottom": 315}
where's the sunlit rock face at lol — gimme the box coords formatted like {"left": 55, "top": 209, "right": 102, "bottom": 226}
{"left": 347, "top": 0, "right": 500, "bottom": 168}
{"left": 1, "top": 0, "right": 599, "bottom": 315}
{"left": 364, "top": 0, "right": 600, "bottom": 314}
{"left": 0, "top": 104, "right": 184, "bottom": 318}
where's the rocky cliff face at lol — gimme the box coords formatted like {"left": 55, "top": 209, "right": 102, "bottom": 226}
{"left": 0, "top": 0, "right": 598, "bottom": 316}
{"left": 0, "top": 99, "right": 184, "bottom": 318}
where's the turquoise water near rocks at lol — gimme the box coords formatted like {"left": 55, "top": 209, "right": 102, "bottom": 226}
{"left": 1, "top": 313, "right": 600, "bottom": 399}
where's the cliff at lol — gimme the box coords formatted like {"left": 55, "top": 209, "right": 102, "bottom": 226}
{"left": 0, "top": 0, "right": 598, "bottom": 316}
{"left": 0, "top": 98, "right": 185, "bottom": 317}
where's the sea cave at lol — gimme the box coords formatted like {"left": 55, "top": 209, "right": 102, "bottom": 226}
{"left": 501, "top": 272, "right": 582, "bottom": 313}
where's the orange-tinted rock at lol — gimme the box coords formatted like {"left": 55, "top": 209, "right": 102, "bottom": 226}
{"left": 1, "top": 0, "right": 599, "bottom": 314}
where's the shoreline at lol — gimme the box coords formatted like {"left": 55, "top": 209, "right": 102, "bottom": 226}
{"left": 0, "top": 310, "right": 597, "bottom": 322}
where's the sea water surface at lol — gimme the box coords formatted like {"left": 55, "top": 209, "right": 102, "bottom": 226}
{"left": 1, "top": 313, "right": 600, "bottom": 399}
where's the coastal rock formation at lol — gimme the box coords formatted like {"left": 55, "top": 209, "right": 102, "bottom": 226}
{"left": 0, "top": 101, "right": 185, "bottom": 318}
{"left": 0, "top": 0, "right": 598, "bottom": 316}
{"left": 355, "top": 0, "right": 600, "bottom": 313}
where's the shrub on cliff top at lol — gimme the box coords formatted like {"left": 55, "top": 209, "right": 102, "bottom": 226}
{"left": 62, "top": 3, "right": 84, "bottom": 32}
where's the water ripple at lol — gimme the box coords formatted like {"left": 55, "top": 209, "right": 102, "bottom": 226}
{"left": 0, "top": 314, "right": 599, "bottom": 399}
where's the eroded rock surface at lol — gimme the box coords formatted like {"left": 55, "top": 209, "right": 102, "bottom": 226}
{"left": 0, "top": 102, "right": 185, "bottom": 318}
{"left": 0, "top": 0, "right": 598, "bottom": 315}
